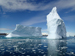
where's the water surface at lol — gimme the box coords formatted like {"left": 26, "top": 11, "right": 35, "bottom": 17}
{"left": 0, "top": 36, "right": 75, "bottom": 56}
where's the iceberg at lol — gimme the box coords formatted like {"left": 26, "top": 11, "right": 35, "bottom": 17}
{"left": 47, "top": 7, "right": 66, "bottom": 39}
{"left": 6, "top": 24, "right": 42, "bottom": 37}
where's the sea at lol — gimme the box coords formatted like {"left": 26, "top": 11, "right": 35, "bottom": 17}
{"left": 0, "top": 35, "right": 75, "bottom": 56}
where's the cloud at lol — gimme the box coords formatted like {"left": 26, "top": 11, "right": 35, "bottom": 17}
{"left": 63, "top": 15, "right": 75, "bottom": 22}
{"left": 0, "top": 0, "right": 42, "bottom": 11}
{"left": 21, "top": 16, "right": 46, "bottom": 26}
{"left": 0, "top": 28, "right": 12, "bottom": 30}
{"left": 0, "top": 0, "right": 75, "bottom": 12}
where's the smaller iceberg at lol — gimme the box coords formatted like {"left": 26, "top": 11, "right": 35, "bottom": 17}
{"left": 6, "top": 24, "right": 42, "bottom": 37}
{"left": 47, "top": 7, "right": 66, "bottom": 39}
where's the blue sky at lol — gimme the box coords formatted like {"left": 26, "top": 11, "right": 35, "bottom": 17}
{"left": 0, "top": 0, "right": 75, "bottom": 36}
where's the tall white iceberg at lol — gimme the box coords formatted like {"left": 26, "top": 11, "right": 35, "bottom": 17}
{"left": 6, "top": 24, "right": 42, "bottom": 37}
{"left": 47, "top": 7, "right": 66, "bottom": 39}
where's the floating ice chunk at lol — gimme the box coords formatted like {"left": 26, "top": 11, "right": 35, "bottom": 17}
{"left": 6, "top": 24, "right": 42, "bottom": 37}
{"left": 47, "top": 7, "right": 66, "bottom": 39}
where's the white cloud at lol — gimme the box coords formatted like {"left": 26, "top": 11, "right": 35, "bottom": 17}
{"left": 0, "top": 0, "right": 75, "bottom": 12}
{"left": 0, "top": 28, "right": 12, "bottom": 30}
{"left": 63, "top": 15, "right": 75, "bottom": 22}
{"left": 0, "top": 0, "right": 43, "bottom": 11}
{"left": 21, "top": 16, "right": 46, "bottom": 25}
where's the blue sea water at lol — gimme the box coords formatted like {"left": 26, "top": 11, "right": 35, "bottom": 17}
{"left": 0, "top": 35, "right": 75, "bottom": 56}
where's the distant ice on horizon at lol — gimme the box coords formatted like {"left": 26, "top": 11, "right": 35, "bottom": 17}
{"left": 47, "top": 7, "right": 66, "bottom": 39}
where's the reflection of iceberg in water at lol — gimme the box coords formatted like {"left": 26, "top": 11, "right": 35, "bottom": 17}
{"left": 47, "top": 39, "right": 67, "bottom": 56}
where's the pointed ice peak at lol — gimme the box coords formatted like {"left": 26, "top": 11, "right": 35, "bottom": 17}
{"left": 47, "top": 7, "right": 66, "bottom": 39}
{"left": 47, "top": 7, "right": 61, "bottom": 22}
{"left": 51, "top": 7, "right": 57, "bottom": 13}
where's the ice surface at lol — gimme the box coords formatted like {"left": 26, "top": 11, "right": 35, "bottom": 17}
{"left": 47, "top": 7, "right": 66, "bottom": 39}
{"left": 6, "top": 24, "right": 42, "bottom": 37}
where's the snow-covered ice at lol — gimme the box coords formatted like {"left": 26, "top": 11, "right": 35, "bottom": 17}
{"left": 6, "top": 24, "right": 42, "bottom": 37}
{"left": 47, "top": 7, "right": 66, "bottom": 39}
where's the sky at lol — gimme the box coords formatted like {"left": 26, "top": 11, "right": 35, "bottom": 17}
{"left": 0, "top": 0, "right": 75, "bottom": 36}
